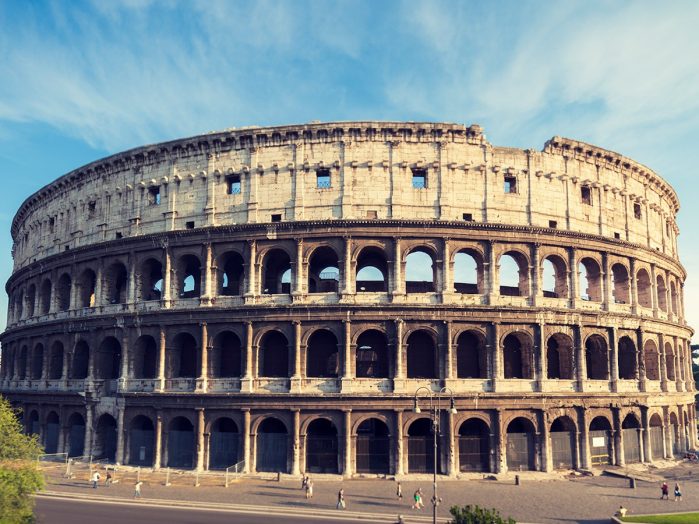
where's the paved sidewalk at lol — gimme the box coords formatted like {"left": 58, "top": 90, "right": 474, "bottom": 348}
{"left": 41, "top": 461, "right": 699, "bottom": 524}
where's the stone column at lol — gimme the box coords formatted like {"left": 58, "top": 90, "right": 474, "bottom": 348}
{"left": 536, "top": 321, "right": 546, "bottom": 391}
{"left": 394, "top": 410, "right": 404, "bottom": 476}
{"left": 157, "top": 325, "right": 166, "bottom": 392}
{"left": 244, "top": 240, "right": 257, "bottom": 303}
{"left": 243, "top": 410, "right": 251, "bottom": 473}
{"left": 83, "top": 404, "right": 94, "bottom": 458}
{"left": 637, "top": 328, "right": 646, "bottom": 389}
{"left": 154, "top": 411, "right": 163, "bottom": 469}
{"left": 391, "top": 237, "right": 403, "bottom": 299}
{"left": 292, "top": 410, "right": 301, "bottom": 475}
{"left": 201, "top": 243, "right": 213, "bottom": 304}
{"left": 650, "top": 264, "right": 659, "bottom": 317}
{"left": 116, "top": 406, "right": 125, "bottom": 464}
{"left": 579, "top": 407, "right": 591, "bottom": 470}
{"left": 486, "top": 241, "right": 498, "bottom": 305}
{"left": 538, "top": 410, "right": 551, "bottom": 472}
{"left": 341, "top": 320, "right": 353, "bottom": 392}
{"left": 293, "top": 239, "right": 304, "bottom": 298}
{"left": 447, "top": 409, "right": 456, "bottom": 476}
{"left": 630, "top": 258, "right": 638, "bottom": 314}
{"left": 196, "top": 322, "right": 209, "bottom": 392}
{"left": 490, "top": 322, "right": 501, "bottom": 391}
{"left": 531, "top": 243, "right": 542, "bottom": 306}
{"left": 602, "top": 252, "right": 612, "bottom": 310}
{"left": 196, "top": 408, "right": 206, "bottom": 471}
{"left": 659, "top": 333, "right": 668, "bottom": 392}
{"left": 393, "top": 319, "right": 405, "bottom": 392}
{"left": 127, "top": 251, "right": 137, "bottom": 305}
{"left": 94, "top": 260, "right": 104, "bottom": 307}
{"left": 162, "top": 247, "right": 172, "bottom": 307}
{"left": 119, "top": 331, "right": 129, "bottom": 391}
{"left": 344, "top": 410, "right": 352, "bottom": 477}
{"left": 291, "top": 321, "right": 302, "bottom": 392}
{"left": 444, "top": 321, "right": 454, "bottom": 382}
{"left": 241, "top": 321, "right": 254, "bottom": 393}
{"left": 569, "top": 247, "right": 579, "bottom": 309}
{"left": 609, "top": 326, "right": 619, "bottom": 392}
{"left": 663, "top": 408, "right": 673, "bottom": 459}
{"left": 613, "top": 408, "right": 624, "bottom": 466}
{"left": 441, "top": 238, "right": 453, "bottom": 301}
{"left": 495, "top": 408, "right": 506, "bottom": 473}
{"left": 341, "top": 236, "right": 353, "bottom": 297}
{"left": 574, "top": 323, "right": 585, "bottom": 391}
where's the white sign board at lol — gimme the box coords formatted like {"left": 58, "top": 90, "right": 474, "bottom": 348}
{"left": 592, "top": 437, "right": 606, "bottom": 448}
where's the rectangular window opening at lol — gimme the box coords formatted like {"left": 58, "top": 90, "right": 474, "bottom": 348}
{"left": 185, "top": 221, "right": 195, "bottom": 229}
{"left": 411, "top": 168, "right": 427, "bottom": 189}
{"left": 463, "top": 213, "right": 473, "bottom": 221}
{"left": 549, "top": 220, "right": 558, "bottom": 228}
{"left": 148, "top": 187, "right": 161, "bottom": 205}
{"left": 614, "top": 232, "right": 621, "bottom": 239}
{"left": 227, "top": 174, "right": 241, "bottom": 195}
{"left": 316, "top": 168, "right": 331, "bottom": 189}
{"left": 366, "top": 210, "right": 378, "bottom": 219}
{"left": 633, "top": 203, "right": 642, "bottom": 219}
{"left": 581, "top": 186, "right": 592, "bottom": 205}
{"left": 115, "top": 232, "right": 123, "bottom": 239}
{"left": 88, "top": 201, "right": 97, "bottom": 217}
{"left": 504, "top": 175, "right": 517, "bottom": 194}
{"left": 271, "top": 214, "right": 282, "bottom": 222}
{"left": 49, "top": 217, "right": 55, "bottom": 233}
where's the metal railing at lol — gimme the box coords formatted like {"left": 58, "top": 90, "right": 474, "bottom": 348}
{"left": 37, "top": 452, "right": 69, "bottom": 464}
{"left": 224, "top": 460, "right": 246, "bottom": 487}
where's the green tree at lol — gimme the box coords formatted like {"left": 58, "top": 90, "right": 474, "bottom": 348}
{"left": 449, "top": 504, "right": 516, "bottom": 524}
{"left": 0, "top": 396, "right": 44, "bottom": 524}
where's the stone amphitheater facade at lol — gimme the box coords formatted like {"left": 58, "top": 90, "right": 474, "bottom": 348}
{"left": 0, "top": 121, "right": 695, "bottom": 476}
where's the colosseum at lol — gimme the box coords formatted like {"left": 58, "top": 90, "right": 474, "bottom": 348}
{"left": 0, "top": 121, "right": 695, "bottom": 477}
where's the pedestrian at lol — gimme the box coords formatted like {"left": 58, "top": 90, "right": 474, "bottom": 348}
{"left": 674, "top": 482, "right": 682, "bottom": 502}
{"left": 396, "top": 481, "right": 402, "bottom": 500}
{"left": 301, "top": 475, "right": 309, "bottom": 489}
{"left": 134, "top": 480, "right": 143, "bottom": 498}
{"left": 91, "top": 471, "right": 101, "bottom": 489}
{"left": 661, "top": 481, "right": 669, "bottom": 500}
{"left": 614, "top": 506, "right": 627, "bottom": 518}
{"left": 412, "top": 488, "right": 424, "bottom": 510}
{"left": 336, "top": 488, "right": 346, "bottom": 510}
{"left": 105, "top": 471, "right": 112, "bottom": 487}
{"left": 305, "top": 479, "right": 314, "bottom": 499}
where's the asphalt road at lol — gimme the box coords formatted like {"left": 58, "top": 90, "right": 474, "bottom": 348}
{"left": 34, "top": 496, "right": 379, "bottom": 524}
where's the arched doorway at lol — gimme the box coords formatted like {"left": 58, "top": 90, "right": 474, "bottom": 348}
{"left": 585, "top": 335, "right": 609, "bottom": 380}
{"left": 649, "top": 414, "right": 664, "bottom": 461}
{"left": 503, "top": 333, "right": 533, "bottom": 379}
{"left": 133, "top": 336, "right": 157, "bottom": 379}
{"left": 355, "top": 247, "right": 388, "bottom": 292}
{"left": 259, "top": 331, "right": 289, "bottom": 378}
{"left": 670, "top": 413, "right": 680, "bottom": 456}
{"left": 45, "top": 412, "right": 60, "bottom": 454}
{"left": 94, "top": 414, "right": 118, "bottom": 462}
{"left": 589, "top": 416, "right": 612, "bottom": 466}
{"left": 622, "top": 414, "right": 641, "bottom": 464}
{"left": 618, "top": 337, "right": 637, "bottom": 380}
{"left": 546, "top": 334, "right": 574, "bottom": 379}
{"left": 408, "top": 418, "right": 439, "bottom": 473}
{"left": 167, "top": 417, "right": 195, "bottom": 469}
{"left": 305, "top": 418, "right": 339, "bottom": 474}
{"left": 28, "top": 410, "right": 40, "bottom": 436}
{"left": 550, "top": 417, "right": 576, "bottom": 469}
{"left": 355, "top": 330, "right": 389, "bottom": 378}
{"left": 256, "top": 418, "right": 289, "bottom": 473}
{"left": 506, "top": 418, "right": 536, "bottom": 471}
{"left": 71, "top": 341, "right": 89, "bottom": 379}
{"left": 307, "top": 247, "right": 340, "bottom": 293}
{"left": 458, "top": 418, "right": 490, "bottom": 472}
{"left": 168, "top": 333, "right": 198, "bottom": 379}
{"left": 210, "top": 418, "right": 239, "bottom": 470}
{"left": 67, "top": 413, "right": 85, "bottom": 458}
{"left": 306, "top": 330, "right": 339, "bottom": 378}
{"left": 95, "top": 337, "right": 122, "bottom": 380}
{"left": 210, "top": 332, "right": 242, "bottom": 378}
{"left": 456, "top": 331, "right": 486, "bottom": 379}
{"left": 128, "top": 415, "right": 154, "bottom": 467}
{"left": 406, "top": 331, "right": 437, "bottom": 379}
{"left": 355, "top": 418, "right": 390, "bottom": 474}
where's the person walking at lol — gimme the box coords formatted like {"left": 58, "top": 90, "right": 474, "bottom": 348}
{"left": 305, "top": 479, "right": 314, "bottom": 499}
{"left": 134, "top": 481, "right": 143, "bottom": 498}
{"left": 91, "top": 471, "right": 101, "bottom": 489}
{"left": 661, "top": 481, "right": 669, "bottom": 500}
{"left": 674, "top": 482, "right": 682, "bottom": 502}
{"left": 336, "top": 488, "right": 346, "bottom": 510}
{"left": 105, "top": 471, "right": 112, "bottom": 487}
{"left": 302, "top": 475, "right": 308, "bottom": 489}
{"left": 396, "top": 481, "right": 403, "bottom": 501}
{"left": 412, "top": 488, "right": 424, "bottom": 510}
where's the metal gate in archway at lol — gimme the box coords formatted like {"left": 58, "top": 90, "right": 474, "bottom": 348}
{"left": 408, "top": 436, "right": 438, "bottom": 473}
{"left": 306, "top": 436, "right": 338, "bottom": 473}
{"left": 68, "top": 424, "right": 85, "bottom": 457}
{"left": 257, "top": 433, "right": 288, "bottom": 472}
{"left": 129, "top": 429, "right": 154, "bottom": 466}
{"left": 672, "top": 425, "right": 680, "bottom": 456}
{"left": 458, "top": 434, "right": 489, "bottom": 472}
{"left": 550, "top": 431, "right": 575, "bottom": 469}
{"left": 622, "top": 428, "right": 641, "bottom": 463}
{"left": 506, "top": 433, "right": 535, "bottom": 471}
{"left": 589, "top": 430, "right": 612, "bottom": 466}
{"left": 45, "top": 423, "right": 60, "bottom": 454}
{"left": 210, "top": 433, "right": 240, "bottom": 470}
{"left": 649, "top": 427, "right": 664, "bottom": 460}
{"left": 356, "top": 436, "right": 390, "bottom": 473}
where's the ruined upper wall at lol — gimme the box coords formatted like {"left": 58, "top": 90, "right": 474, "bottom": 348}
{"left": 10, "top": 122, "right": 681, "bottom": 269}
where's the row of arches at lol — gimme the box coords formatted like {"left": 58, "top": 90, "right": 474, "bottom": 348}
{"left": 2, "top": 329, "right": 689, "bottom": 385}
{"left": 9, "top": 242, "right": 684, "bottom": 322}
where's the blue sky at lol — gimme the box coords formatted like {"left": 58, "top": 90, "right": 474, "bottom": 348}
{"left": 1, "top": 0, "right": 699, "bottom": 337}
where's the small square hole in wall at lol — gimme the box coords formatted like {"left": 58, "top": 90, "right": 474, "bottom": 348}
{"left": 115, "top": 232, "right": 123, "bottom": 239}
{"left": 504, "top": 175, "right": 517, "bottom": 193}
{"left": 411, "top": 168, "right": 427, "bottom": 189}
{"left": 463, "top": 213, "right": 473, "bottom": 221}
{"left": 186, "top": 221, "right": 195, "bottom": 229}
{"left": 581, "top": 186, "right": 592, "bottom": 205}
{"left": 271, "top": 214, "right": 282, "bottom": 222}
{"left": 148, "top": 186, "right": 161, "bottom": 205}
{"left": 614, "top": 232, "right": 621, "bottom": 239}
{"left": 316, "top": 168, "right": 331, "bottom": 188}
{"left": 88, "top": 201, "right": 97, "bottom": 216}
{"left": 64, "top": 245, "right": 70, "bottom": 251}
{"left": 366, "top": 210, "right": 378, "bottom": 219}
{"left": 549, "top": 220, "right": 557, "bottom": 228}
{"left": 227, "top": 174, "right": 241, "bottom": 195}
{"left": 633, "top": 203, "right": 642, "bottom": 219}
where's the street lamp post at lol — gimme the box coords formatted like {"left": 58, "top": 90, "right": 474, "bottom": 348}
{"left": 413, "top": 386, "right": 456, "bottom": 524}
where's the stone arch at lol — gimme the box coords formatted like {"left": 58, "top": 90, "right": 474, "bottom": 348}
{"left": 57, "top": 273, "right": 72, "bottom": 311}
{"left": 458, "top": 418, "right": 490, "bottom": 472}
{"left": 453, "top": 248, "right": 483, "bottom": 294}
{"left": 261, "top": 248, "right": 292, "bottom": 294}
{"left": 209, "top": 417, "right": 240, "bottom": 469}
{"left": 648, "top": 413, "right": 664, "bottom": 461}
{"left": 611, "top": 263, "right": 630, "bottom": 304}
{"left": 259, "top": 330, "right": 289, "bottom": 378}
{"left": 167, "top": 332, "right": 198, "bottom": 378}
{"left": 25, "top": 283, "right": 36, "bottom": 318}
{"left": 306, "top": 329, "right": 339, "bottom": 378}
{"left": 355, "top": 329, "right": 389, "bottom": 378}
{"left": 546, "top": 333, "right": 574, "bottom": 380}
{"left": 643, "top": 339, "right": 660, "bottom": 380}
{"left": 211, "top": 331, "right": 242, "bottom": 378}
{"left": 167, "top": 416, "right": 195, "bottom": 469}
{"left": 585, "top": 334, "right": 609, "bottom": 380}
{"left": 589, "top": 415, "right": 613, "bottom": 466}
{"left": 456, "top": 329, "right": 486, "bottom": 379}
{"left": 656, "top": 274, "right": 667, "bottom": 312}
{"left": 355, "top": 417, "right": 390, "bottom": 474}
{"left": 636, "top": 268, "right": 652, "bottom": 308}
{"left": 621, "top": 413, "right": 642, "bottom": 464}
{"left": 95, "top": 336, "right": 122, "bottom": 380}
{"left": 670, "top": 280, "right": 679, "bottom": 315}
{"left": 618, "top": 336, "right": 637, "bottom": 380}
{"left": 406, "top": 329, "right": 438, "bottom": 379}
{"left": 506, "top": 417, "right": 536, "bottom": 471}
{"left": 71, "top": 340, "right": 90, "bottom": 379}
{"left": 550, "top": 416, "right": 576, "bottom": 469}
{"left": 405, "top": 247, "right": 436, "bottom": 293}
{"left": 307, "top": 246, "right": 339, "bottom": 293}
{"left": 27, "top": 409, "right": 40, "bottom": 435}
{"left": 75, "top": 269, "right": 96, "bottom": 308}
{"left": 256, "top": 417, "right": 289, "bottom": 473}
{"left": 45, "top": 411, "right": 60, "bottom": 454}
{"left": 128, "top": 415, "right": 154, "bottom": 466}
{"left": 177, "top": 254, "right": 201, "bottom": 298}
{"left": 218, "top": 251, "right": 245, "bottom": 296}
{"left": 139, "top": 257, "right": 163, "bottom": 301}
{"left": 30, "top": 343, "right": 44, "bottom": 380}
{"left": 542, "top": 255, "right": 568, "bottom": 298}
{"left": 407, "top": 418, "right": 440, "bottom": 473}
{"left": 103, "top": 261, "right": 128, "bottom": 304}
{"left": 16, "top": 345, "right": 28, "bottom": 379}
{"left": 67, "top": 412, "right": 85, "bottom": 457}
{"left": 665, "top": 342, "right": 676, "bottom": 381}
{"left": 39, "top": 278, "right": 52, "bottom": 315}
{"left": 94, "top": 414, "right": 117, "bottom": 462}
{"left": 48, "top": 341, "right": 64, "bottom": 380}
{"left": 132, "top": 335, "right": 157, "bottom": 379}
{"left": 499, "top": 250, "right": 529, "bottom": 297}
{"left": 305, "top": 418, "right": 339, "bottom": 473}
{"left": 356, "top": 246, "right": 389, "bottom": 292}
{"left": 503, "top": 331, "right": 533, "bottom": 379}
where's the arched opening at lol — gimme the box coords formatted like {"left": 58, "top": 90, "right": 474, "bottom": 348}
{"left": 259, "top": 331, "right": 289, "bottom": 377}
{"left": 622, "top": 414, "right": 641, "bottom": 463}
{"left": 665, "top": 342, "right": 676, "bottom": 381}
{"left": 670, "top": 281, "right": 679, "bottom": 315}
{"left": 94, "top": 414, "right": 117, "bottom": 462}
{"left": 133, "top": 335, "right": 157, "bottom": 379}
{"left": 211, "top": 331, "right": 242, "bottom": 378}
{"left": 542, "top": 256, "right": 568, "bottom": 298}
{"left": 355, "top": 330, "right": 389, "bottom": 378}
{"left": 506, "top": 418, "right": 536, "bottom": 471}
{"left": 168, "top": 333, "right": 198, "bottom": 378}
{"left": 307, "top": 246, "right": 339, "bottom": 293}
{"left": 17, "top": 346, "right": 28, "bottom": 379}
{"left": 167, "top": 417, "right": 195, "bottom": 469}
{"left": 408, "top": 418, "right": 440, "bottom": 473}
{"left": 76, "top": 269, "right": 96, "bottom": 308}
{"left": 585, "top": 335, "right": 609, "bottom": 380}
{"left": 618, "top": 336, "right": 637, "bottom": 380}
{"left": 503, "top": 332, "right": 533, "bottom": 379}
{"left": 405, "top": 248, "right": 435, "bottom": 293}
{"left": 550, "top": 417, "right": 576, "bottom": 469}
{"left": 649, "top": 414, "right": 664, "bottom": 460}
{"left": 57, "top": 273, "right": 72, "bottom": 311}
{"left": 95, "top": 337, "right": 122, "bottom": 380}
{"left": 218, "top": 252, "right": 244, "bottom": 296}
{"left": 406, "top": 330, "right": 437, "bottom": 379}
{"left": 178, "top": 255, "right": 201, "bottom": 298}
{"left": 30, "top": 344, "right": 44, "bottom": 380}
{"left": 456, "top": 330, "right": 486, "bottom": 379}
{"left": 48, "top": 341, "right": 64, "bottom": 380}
{"left": 670, "top": 413, "right": 680, "bottom": 456}
{"left": 28, "top": 410, "right": 40, "bottom": 435}
{"left": 656, "top": 275, "right": 667, "bottom": 312}
{"left": 67, "top": 413, "right": 85, "bottom": 457}
{"left": 71, "top": 341, "right": 90, "bottom": 379}
{"left": 546, "top": 334, "right": 574, "bottom": 380}
{"left": 356, "top": 247, "right": 388, "bottom": 292}
{"left": 458, "top": 418, "right": 490, "bottom": 472}
{"left": 262, "top": 249, "right": 291, "bottom": 294}
{"left": 305, "top": 418, "right": 339, "bottom": 473}
{"left": 355, "top": 418, "right": 390, "bottom": 474}
{"left": 611, "top": 264, "right": 630, "bottom": 304}
{"left": 643, "top": 340, "right": 660, "bottom": 380}
{"left": 256, "top": 418, "right": 289, "bottom": 473}
{"left": 636, "top": 269, "right": 652, "bottom": 308}
{"left": 209, "top": 418, "right": 239, "bottom": 470}
{"left": 589, "top": 416, "right": 612, "bottom": 466}
{"left": 140, "top": 258, "right": 164, "bottom": 301}
{"left": 14, "top": 290, "right": 24, "bottom": 320}
{"left": 45, "top": 412, "right": 60, "bottom": 454}
{"left": 306, "top": 330, "right": 339, "bottom": 378}
{"left": 26, "top": 284, "right": 36, "bottom": 318}
{"left": 104, "top": 262, "right": 128, "bottom": 304}
{"left": 453, "top": 250, "right": 481, "bottom": 294}
{"left": 39, "top": 279, "right": 52, "bottom": 315}
{"left": 128, "top": 415, "right": 154, "bottom": 466}
{"left": 499, "top": 252, "right": 528, "bottom": 296}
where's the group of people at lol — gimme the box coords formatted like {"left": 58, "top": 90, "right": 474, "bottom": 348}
{"left": 89, "top": 470, "right": 142, "bottom": 498}
{"left": 660, "top": 481, "right": 682, "bottom": 501}
{"left": 300, "top": 475, "right": 345, "bottom": 509}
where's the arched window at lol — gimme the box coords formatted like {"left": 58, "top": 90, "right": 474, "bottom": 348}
{"left": 550, "top": 417, "right": 576, "bottom": 469}
{"left": 665, "top": 342, "right": 676, "bottom": 381}
{"left": 76, "top": 269, "right": 97, "bottom": 308}
{"left": 308, "top": 247, "right": 339, "bottom": 293}
{"left": 356, "top": 247, "right": 388, "bottom": 292}
{"left": 39, "top": 279, "right": 52, "bottom": 315}
{"left": 306, "top": 330, "right": 339, "bottom": 378}
{"left": 456, "top": 331, "right": 486, "bottom": 379}
{"left": 262, "top": 249, "right": 291, "bottom": 294}
{"left": 256, "top": 418, "right": 288, "bottom": 473}
{"left": 71, "top": 341, "right": 89, "bottom": 379}
{"left": 168, "top": 417, "right": 195, "bottom": 469}
{"left": 611, "top": 264, "right": 630, "bottom": 304}
{"left": 670, "top": 281, "right": 679, "bottom": 315}
{"left": 585, "top": 335, "right": 609, "bottom": 380}
{"left": 57, "top": 273, "right": 72, "bottom": 311}
{"left": 542, "top": 256, "right": 568, "bottom": 298}
{"left": 499, "top": 252, "right": 528, "bottom": 296}
{"left": 636, "top": 269, "right": 652, "bottom": 308}
{"left": 453, "top": 250, "right": 481, "bottom": 294}
{"left": 406, "top": 330, "right": 437, "bottom": 379}
{"left": 210, "top": 331, "right": 242, "bottom": 378}
{"left": 259, "top": 331, "right": 289, "bottom": 377}
{"left": 133, "top": 335, "right": 157, "bottom": 379}
{"left": 578, "top": 258, "right": 602, "bottom": 301}
{"left": 209, "top": 418, "right": 239, "bottom": 470}
{"left": 503, "top": 333, "right": 533, "bottom": 379}
{"left": 546, "top": 334, "right": 574, "bottom": 379}
{"left": 355, "top": 418, "right": 390, "bottom": 474}
{"left": 355, "top": 330, "right": 389, "bottom": 378}
{"left": 104, "top": 262, "right": 128, "bottom": 304}
{"left": 618, "top": 336, "right": 637, "bottom": 380}
{"left": 30, "top": 344, "right": 44, "bottom": 380}
{"left": 405, "top": 249, "right": 435, "bottom": 293}
{"left": 25, "top": 284, "right": 36, "bottom": 318}
{"left": 168, "top": 333, "right": 198, "bottom": 378}
{"left": 129, "top": 416, "right": 155, "bottom": 466}
{"left": 95, "top": 337, "right": 122, "bottom": 380}
{"left": 656, "top": 275, "right": 667, "bottom": 312}
{"left": 48, "top": 341, "right": 64, "bottom": 380}
{"left": 94, "top": 414, "right": 117, "bottom": 462}
{"left": 643, "top": 340, "right": 660, "bottom": 380}
{"left": 140, "top": 258, "right": 163, "bottom": 301}
{"left": 17, "top": 346, "right": 28, "bottom": 379}
{"left": 306, "top": 418, "right": 339, "bottom": 473}
{"left": 178, "top": 255, "right": 201, "bottom": 298}
{"left": 218, "top": 252, "right": 244, "bottom": 296}
{"left": 621, "top": 414, "right": 641, "bottom": 463}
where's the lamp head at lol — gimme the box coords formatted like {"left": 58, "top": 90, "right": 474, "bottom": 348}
{"left": 413, "top": 398, "right": 421, "bottom": 414}
{"left": 449, "top": 398, "right": 457, "bottom": 415}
